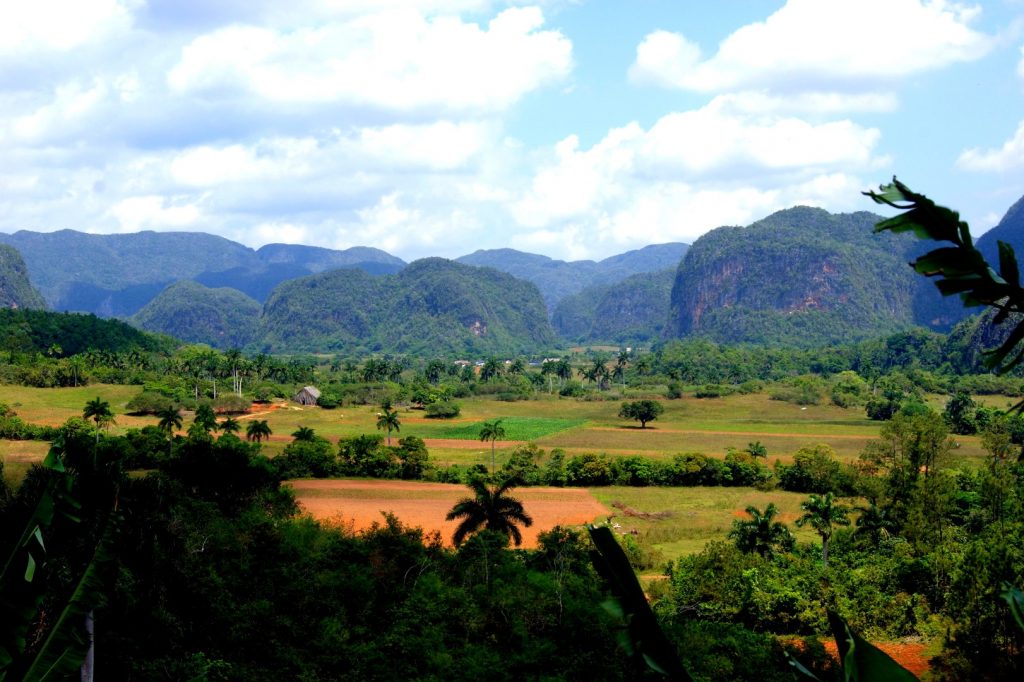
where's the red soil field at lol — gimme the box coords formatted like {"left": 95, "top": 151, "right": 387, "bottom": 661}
{"left": 291, "top": 479, "right": 609, "bottom": 548}
{"left": 822, "top": 640, "right": 930, "bottom": 678}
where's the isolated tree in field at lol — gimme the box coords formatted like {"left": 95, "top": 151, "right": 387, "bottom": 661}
{"left": 746, "top": 441, "right": 768, "bottom": 459}
{"left": 83, "top": 397, "right": 114, "bottom": 442}
{"left": 446, "top": 477, "right": 533, "bottom": 546}
{"left": 479, "top": 418, "right": 506, "bottom": 472}
{"left": 618, "top": 400, "right": 663, "bottom": 428}
{"left": 292, "top": 426, "right": 316, "bottom": 442}
{"left": 246, "top": 419, "right": 272, "bottom": 443}
{"left": 376, "top": 408, "right": 400, "bottom": 446}
{"left": 729, "top": 503, "right": 794, "bottom": 558}
{"left": 796, "top": 492, "right": 850, "bottom": 568}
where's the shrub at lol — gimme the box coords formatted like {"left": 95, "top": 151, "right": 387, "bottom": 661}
{"left": 694, "top": 384, "right": 735, "bottom": 399}
{"left": 213, "top": 394, "right": 251, "bottom": 414}
{"left": 425, "top": 402, "right": 461, "bottom": 419}
{"left": 125, "top": 391, "right": 175, "bottom": 415}
{"left": 317, "top": 393, "right": 340, "bottom": 409}
{"left": 274, "top": 438, "right": 339, "bottom": 479}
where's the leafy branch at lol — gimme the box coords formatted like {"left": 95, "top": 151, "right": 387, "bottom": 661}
{"left": 864, "top": 178, "right": 1024, "bottom": 373}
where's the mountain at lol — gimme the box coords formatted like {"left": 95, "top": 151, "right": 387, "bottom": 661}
{"left": 667, "top": 207, "right": 923, "bottom": 347}
{"left": 0, "top": 245, "right": 47, "bottom": 310}
{"left": 977, "top": 194, "right": 1024, "bottom": 271}
{"left": 131, "top": 281, "right": 261, "bottom": 349}
{"left": 0, "top": 230, "right": 405, "bottom": 316}
{"left": 257, "top": 258, "right": 556, "bottom": 355}
{"left": 456, "top": 243, "right": 688, "bottom": 310}
{"left": 552, "top": 269, "right": 675, "bottom": 343}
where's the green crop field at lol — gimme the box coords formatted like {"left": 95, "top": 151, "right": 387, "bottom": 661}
{"left": 426, "top": 417, "right": 587, "bottom": 441}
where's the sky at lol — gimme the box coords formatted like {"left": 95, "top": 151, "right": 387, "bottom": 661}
{"left": 2, "top": 0, "right": 1024, "bottom": 263}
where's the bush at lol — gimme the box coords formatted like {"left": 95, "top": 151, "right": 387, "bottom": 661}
{"left": 274, "top": 438, "right": 339, "bottom": 479}
{"left": 125, "top": 391, "right": 175, "bottom": 415}
{"left": 559, "top": 380, "right": 587, "bottom": 398}
{"left": 695, "top": 384, "right": 735, "bottom": 399}
{"left": 425, "top": 402, "right": 461, "bottom": 419}
{"left": 316, "top": 393, "right": 340, "bottom": 409}
{"left": 213, "top": 394, "right": 251, "bottom": 414}
{"left": 769, "top": 375, "right": 827, "bottom": 405}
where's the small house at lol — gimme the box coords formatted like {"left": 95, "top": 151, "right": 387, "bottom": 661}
{"left": 293, "top": 386, "right": 321, "bottom": 406}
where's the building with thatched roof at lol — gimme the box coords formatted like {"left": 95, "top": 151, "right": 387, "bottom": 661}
{"left": 293, "top": 386, "right": 321, "bottom": 406}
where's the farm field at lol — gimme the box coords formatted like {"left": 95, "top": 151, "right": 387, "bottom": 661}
{"left": 0, "top": 383, "right": 990, "bottom": 467}
{"left": 291, "top": 478, "right": 608, "bottom": 548}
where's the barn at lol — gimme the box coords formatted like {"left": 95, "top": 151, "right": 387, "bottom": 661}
{"left": 293, "top": 386, "right": 321, "bottom": 406}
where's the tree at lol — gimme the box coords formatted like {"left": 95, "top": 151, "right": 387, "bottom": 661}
{"left": 155, "top": 405, "right": 182, "bottom": 454}
{"left": 82, "top": 397, "right": 114, "bottom": 443}
{"left": 729, "top": 504, "right": 794, "bottom": 558}
{"left": 292, "top": 426, "right": 316, "bottom": 442}
{"left": 796, "top": 492, "right": 850, "bottom": 568}
{"left": 376, "top": 408, "right": 400, "bottom": 446}
{"left": 219, "top": 416, "right": 241, "bottom": 435}
{"left": 944, "top": 390, "right": 979, "bottom": 435}
{"left": 445, "top": 477, "right": 533, "bottom": 546}
{"left": 615, "top": 348, "right": 630, "bottom": 388}
{"left": 193, "top": 403, "right": 217, "bottom": 435}
{"left": 479, "top": 418, "right": 506, "bottom": 472}
{"left": 618, "top": 400, "right": 664, "bottom": 429}
{"left": 246, "top": 419, "right": 272, "bottom": 443}
{"left": 480, "top": 357, "right": 503, "bottom": 382}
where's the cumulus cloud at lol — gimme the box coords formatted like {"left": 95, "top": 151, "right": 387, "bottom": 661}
{"left": 630, "top": 0, "right": 990, "bottom": 94}
{"left": 167, "top": 7, "right": 571, "bottom": 114}
{"left": 0, "top": 0, "right": 132, "bottom": 56}
{"left": 957, "top": 120, "right": 1024, "bottom": 171}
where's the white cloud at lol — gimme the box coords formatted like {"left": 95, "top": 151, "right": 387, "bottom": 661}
{"left": 0, "top": 0, "right": 132, "bottom": 55}
{"left": 631, "top": 0, "right": 990, "bottom": 93}
{"left": 107, "top": 195, "right": 203, "bottom": 232}
{"left": 168, "top": 7, "right": 571, "bottom": 114}
{"left": 711, "top": 90, "right": 899, "bottom": 116}
{"left": 957, "top": 120, "right": 1024, "bottom": 171}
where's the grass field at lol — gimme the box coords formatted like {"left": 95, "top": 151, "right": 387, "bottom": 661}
{"left": 0, "top": 383, "right": 994, "bottom": 560}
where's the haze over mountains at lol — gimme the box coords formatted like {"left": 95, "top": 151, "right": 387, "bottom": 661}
{"left": 0, "top": 195, "right": 1018, "bottom": 354}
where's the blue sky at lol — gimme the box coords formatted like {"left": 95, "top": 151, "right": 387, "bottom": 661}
{"left": 1, "top": 0, "right": 1023, "bottom": 262}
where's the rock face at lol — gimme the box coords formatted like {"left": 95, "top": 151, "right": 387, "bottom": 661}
{"left": 0, "top": 244, "right": 46, "bottom": 310}
{"left": 256, "top": 258, "right": 556, "bottom": 355}
{"left": 667, "top": 207, "right": 921, "bottom": 347}
{"left": 131, "top": 281, "right": 261, "bottom": 349}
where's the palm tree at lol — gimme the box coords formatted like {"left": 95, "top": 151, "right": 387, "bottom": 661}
{"left": 376, "top": 408, "right": 400, "bottom": 446}
{"left": 219, "top": 416, "right": 241, "bottom": 436}
{"left": 246, "top": 419, "right": 272, "bottom": 443}
{"left": 292, "top": 426, "right": 316, "bottom": 442}
{"left": 728, "top": 504, "right": 794, "bottom": 558}
{"left": 615, "top": 349, "right": 630, "bottom": 388}
{"left": 445, "top": 477, "right": 534, "bottom": 546}
{"left": 82, "top": 397, "right": 114, "bottom": 443}
{"left": 155, "top": 405, "right": 182, "bottom": 454}
{"left": 479, "top": 418, "right": 506, "bottom": 472}
{"left": 796, "top": 492, "right": 850, "bottom": 568}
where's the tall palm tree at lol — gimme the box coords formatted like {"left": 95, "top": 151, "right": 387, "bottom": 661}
{"left": 155, "top": 405, "right": 182, "bottom": 454}
{"left": 219, "top": 416, "right": 241, "bottom": 436}
{"left": 479, "top": 418, "right": 506, "bottom": 472}
{"left": 376, "top": 408, "right": 400, "bottom": 446}
{"left": 446, "top": 478, "right": 533, "bottom": 546}
{"left": 292, "top": 426, "right": 316, "bottom": 442}
{"left": 796, "top": 492, "right": 850, "bottom": 568}
{"left": 82, "top": 397, "right": 114, "bottom": 443}
{"left": 728, "top": 504, "right": 794, "bottom": 558}
{"left": 246, "top": 419, "right": 272, "bottom": 443}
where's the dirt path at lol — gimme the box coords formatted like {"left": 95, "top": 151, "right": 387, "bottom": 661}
{"left": 291, "top": 479, "right": 608, "bottom": 548}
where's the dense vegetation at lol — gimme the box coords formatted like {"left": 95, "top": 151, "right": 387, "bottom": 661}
{"left": 131, "top": 280, "right": 261, "bottom": 349}
{"left": 553, "top": 268, "right": 675, "bottom": 343}
{"left": 668, "top": 207, "right": 930, "bottom": 347}
{"left": 257, "top": 258, "right": 557, "bottom": 356}
{"left": 0, "top": 244, "right": 46, "bottom": 310}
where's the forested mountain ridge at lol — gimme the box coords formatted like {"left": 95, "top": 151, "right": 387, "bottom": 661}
{"left": 552, "top": 268, "right": 675, "bottom": 343}
{"left": 456, "top": 242, "right": 688, "bottom": 310}
{"left": 667, "top": 207, "right": 925, "bottom": 347}
{"left": 0, "top": 244, "right": 46, "bottom": 310}
{"left": 0, "top": 229, "right": 406, "bottom": 316}
{"left": 257, "top": 258, "right": 556, "bottom": 355}
{"left": 131, "top": 281, "right": 262, "bottom": 350}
